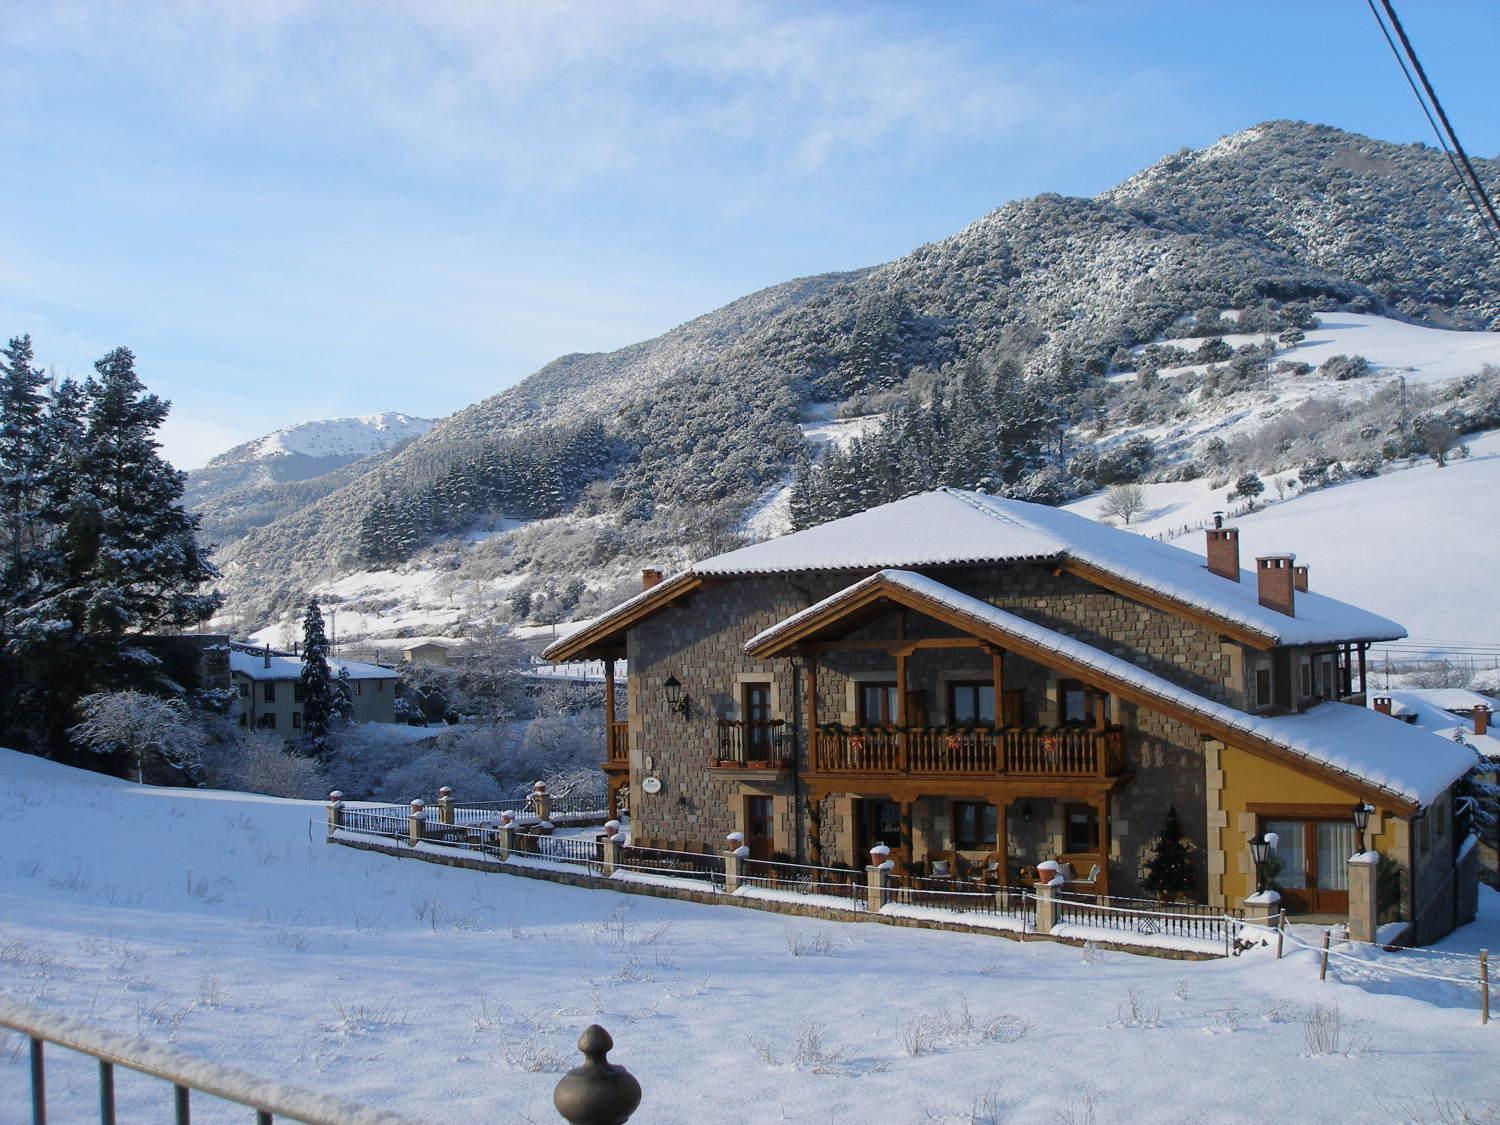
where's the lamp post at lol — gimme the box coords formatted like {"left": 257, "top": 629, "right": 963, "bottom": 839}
{"left": 1351, "top": 802, "right": 1373, "bottom": 853}
{"left": 1248, "top": 832, "right": 1271, "bottom": 895}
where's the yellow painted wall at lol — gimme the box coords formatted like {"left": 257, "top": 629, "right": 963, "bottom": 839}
{"left": 1217, "top": 745, "right": 1406, "bottom": 908}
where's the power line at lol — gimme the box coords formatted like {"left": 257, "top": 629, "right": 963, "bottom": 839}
{"left": 1363, "top": 0, "right": 1497, "bottom": 248}
{"left": 1372, "top": 0, "right": 1500, "bottom": 245}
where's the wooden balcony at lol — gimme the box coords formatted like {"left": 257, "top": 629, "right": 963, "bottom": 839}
{"left": 811, "top": 725, "right": 1124, "bottom": 781}
{"left": 712, "top": 719, "right": 793, "bottom": 772}
{"left": 603, "top": 721, "right": 629, "bottom": 773}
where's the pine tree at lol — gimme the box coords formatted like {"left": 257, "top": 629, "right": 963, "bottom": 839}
{"left": 299, "top": 599, "right": 335, "bottom": 756}
{"left": 333, "top": 666, "right": 355, "bottom": 727}
{"left": 0, "top": 335, "right": 49, "bottom": 596}
{"left": 1141, "top": 806, "right": 1195, "bottom": 902}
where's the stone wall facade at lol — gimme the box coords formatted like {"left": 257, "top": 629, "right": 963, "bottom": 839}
{"left": 621, "top": 563, "right": 1243, "bottom": 899}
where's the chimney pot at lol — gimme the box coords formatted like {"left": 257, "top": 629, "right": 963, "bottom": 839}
{"left": 1256, "top": 554, "right": 1296, "bottom": 616}
{"left": 1475, "top": 705, "right": 1489, "bottom": 737}
{"left": 1292, "top": 565, "right": 1309, "bottom": 593}
{"left": 1205, "top": 526, "right": 1240, "bottom": 582}
{"left": 1373, "top": 696, "right": 1393, "bottom": 716}
{"left": 642, "top": 568, "right": 663, "bottom": 591}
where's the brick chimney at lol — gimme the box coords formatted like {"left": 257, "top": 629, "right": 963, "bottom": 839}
{"left": 1205, "top": 526, "right": 1241, "bottom": 582}
{"left": 1292, "top": 565, "right": 1309, "bottom": 593}
{"left": 1475, "top": 705, "right": 1489, "bottom": 737}
{"left": 1256, "top": 554, "right": 1296, "bottom": 616}
{"left": 642, "top": 568, "right": 663, "bottom": 590}
{"left": 1373, "top": 696, "right": 1393, "bottom": 716}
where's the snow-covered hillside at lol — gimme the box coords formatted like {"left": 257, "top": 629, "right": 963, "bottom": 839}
{"left": 236, "top": 411, "right": 435, "bottom": 463}
{"left": 1, "top": 749, "right": 1496, "bottom": 1122}
{"left": 1068, "top": 429, "right": 1500, "bottom": 653}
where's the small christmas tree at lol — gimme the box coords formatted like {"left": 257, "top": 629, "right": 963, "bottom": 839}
{"left": 1141, "top": 806, "right": 1195, "bottom": 902}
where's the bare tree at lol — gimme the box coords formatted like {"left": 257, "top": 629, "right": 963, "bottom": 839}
{"left": 1418, "top": 418, "right": 1461, "bottom": 467}
{"left": 71, "top": 691, "right": 205, "bottom": 783}
{"left": 1098, "top": 483, "right": 1147, "bottom": 526}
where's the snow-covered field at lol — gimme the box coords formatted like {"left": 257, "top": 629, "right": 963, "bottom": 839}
{"left": 2, "top": 749, "right": 1496, "bottom": 1123}
{"left": 1068, "top": 429, "right": 1500, "bottom": 652}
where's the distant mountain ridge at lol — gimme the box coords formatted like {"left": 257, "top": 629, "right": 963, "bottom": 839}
{"left": 187, "top": 411, "right": 435, "bottom": 547}
{"left": 202, "top": 120, "right": 1500, "bottom": 630}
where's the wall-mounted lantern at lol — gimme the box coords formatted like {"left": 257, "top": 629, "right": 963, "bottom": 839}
{"left": 1248, "top": 832, "right": 1271, "bottom": 894}
{"left": 663, "top": 675, "right": 691, "bottom": 720}
{"left": 1351, "top": 802, "right": 1373, "bottom": 852}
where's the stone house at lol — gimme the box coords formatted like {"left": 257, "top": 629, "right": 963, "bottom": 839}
{"left": 545, "top": 488, "right": 1479, "bottom": 942}
{"left": 229, "top": 646, "right": 398, "bottom": 731}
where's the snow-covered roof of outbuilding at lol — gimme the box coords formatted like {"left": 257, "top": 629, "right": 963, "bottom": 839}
{"left": 698, "top": 488, "right": 1403, "bottom": 647}
{"left": 228, "top": 651, "right": 396, "bottom": 682}
{"left": 1374, "top": 688, "right": 1499, "bottom": 716}
{"left": 1367, "top": 689, "right": 1500, "bottom": 760}
{"left": 745, "top": 569, "right": 1469, "bottom": 808}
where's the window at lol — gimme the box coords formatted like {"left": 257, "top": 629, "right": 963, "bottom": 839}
{"left": 858, "top": 682, "right": 898, "bottom": 726}
{"left": 1064, "top": 804, "right": 1099, "bottom": 854}
{"left": 263, "top": 682, "right": 276, "bottom": 703}
{"left": 376, "top": 680, "right": 384, "bottom": 692}
{"left": 1263, "top": 816, "right": 1356, "bottom": 911}
{"left": 237, "top": 682, "right": 249, "bottom": 698}
{"left": 1058, "top": 681, "right": 1106, "bottom": 726}
{"left": 294, "top": 683, "right": 306, "bottom": 703}
{"left": 1300, "top": 660, "right": 1312, "bottom": 700}
{"left": 745, "top": 796, "right": 774, "bottom": 859}
{"left": 1435, "top": 800, "right": 1448, "bottom": 841}
{"left": 356, "top": 681, "right": 364, "bottom": 696}
{"left": 292, "top": 711, "right": 302, "bottom": 729}
{"left": 742, "top": 681, "right": 773, "bottom": 752}
{"left": 257, "top": 713, "right": 276, "bottom": 729}
{"left": 948, "top": 682, "right": 995, "bottom": 725}
{"left": 1255, "top": 667, "right": 1272, "bottom": 708}
{"left": 954, "top": 801, "right": 998, "bottom": 849}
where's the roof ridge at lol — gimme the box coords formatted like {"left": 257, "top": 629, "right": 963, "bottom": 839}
{"left": 939, "top": 487, "right": 1047, "bottom": 535}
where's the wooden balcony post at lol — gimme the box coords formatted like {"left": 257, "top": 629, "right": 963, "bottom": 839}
{"left": 804, "top": 652, "right": 818, "bottom": 770}
{"left": 808, "top": 794, "right": 823, "bottom": 865}
{"left": 603, "top": 658, "right": 617, "bottom": 757}
{"left": 1095, "top": 794, "right": 1111, "bottom": 897}
{"left": 895, "top": 650, "right": 908, "bottom": 774}
{"left": 995, "top": 799, "right": 1008, "bottom": 881}
{"left": 899, "top": 800, "right": 913, "bottom": 871}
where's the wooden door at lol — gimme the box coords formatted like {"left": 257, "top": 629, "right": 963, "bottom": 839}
{"left": 859, "top": 683, "right": 898, "bottom": 726}
{"left": 1264, "top": 818, "right": 1354, "bottom": 914}
{"left": 746, "top": 796, "right": 775, "bottom": 860}
{"left": 744, "top": 683, "right": 772, "bottom": 755}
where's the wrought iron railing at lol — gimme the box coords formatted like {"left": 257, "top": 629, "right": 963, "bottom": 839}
{"left": 1, "top": 994, "right": 414, "bottom": 1125}
{"left": 738, "top": 857, "right": 867, "bottom": 909}
{"left": 1052, "top": 891, "right": 1244, "bottom": 952}
{"left": 714, "top": 719, "right": 791, "bottom": 766}
{"left": 887, "top": 876, "right": 1034, "bottom": 922}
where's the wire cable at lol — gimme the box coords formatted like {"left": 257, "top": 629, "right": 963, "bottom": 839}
{"left": 1365, "top": 0, "right": 1500, "bottom": 248}
{"left": 1375, "top": 0, "right": 1500, "bottom": 245}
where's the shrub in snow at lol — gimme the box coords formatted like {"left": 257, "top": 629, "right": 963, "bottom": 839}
{"left": 1318, "top": 354, "right": 1371, "bottom": 381}
{"left": 234, "top": 733, "right": 327, "bottom": 799}
{"left": 382, "top": 752, "right": 505, "bottom": 805}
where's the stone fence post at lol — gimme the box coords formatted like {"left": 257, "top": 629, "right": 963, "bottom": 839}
{"left": 326, "top": 791, "right": 344, "bottom": 833}
{"left": 1033, "top": 881, "right": 1057, "bottom": 934}
{"left": 437, "top": 786, "right": 455, "bottom": 826}
{"left": 408, "top": 799, "right": 426, "bottom": 846}
{"left": 495, "top": 824, "right": 512, "bottom": 861}
{"left": 602, "top": 836, "right": 620, "bottom": 876}
{"left": 724, "top": 833, "right": 748, "bottom": 893}
{"left": 866, "top": 845, "right": 893, "bottom": 911}
{"left": 1347, "top": 851, "right": 1379, "bottom": 944}
{"left": 532, "top": 781, "right": 552, "bottom": 822}
{"left": 1242, "top": 889, "right": 1282, "bottom": 931}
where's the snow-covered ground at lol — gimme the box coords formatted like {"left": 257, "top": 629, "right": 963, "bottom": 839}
{"left": 1068, "top": 429, "right": 1500, "bottom": 653}
{"left": 2, "top": 749, "right": 1496, "bottom": 1123}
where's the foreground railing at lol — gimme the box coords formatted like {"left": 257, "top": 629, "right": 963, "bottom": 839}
{"left": 812, "top": 726, "right": 1123, "bottom": 777}
{"left": 887, "top": 876, "right": 1035, "bottom": 923}
{"left": 738, "top": 857, "right": 867, "bottom": 910}
{"left": 1053, "top": 891, "right": 1244, "bottom": 950}
{"left": 1, "top": 994, "right": 415, "bottom": 1125}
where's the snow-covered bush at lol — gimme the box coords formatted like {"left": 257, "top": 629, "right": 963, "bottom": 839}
{"left": 70, "top": 691, "right": 205, "bottom": 784}
{"left": 235, "top": 733, "right": 327, "bottom": 799}
{"left": 382, "top": 752, "right": 505, "bottom": 804}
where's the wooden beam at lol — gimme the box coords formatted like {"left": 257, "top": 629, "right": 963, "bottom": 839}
{"left": 1095, "top": 793, "right": 1111, "bottom": 897}
{"left": 991, "top": 648, "right": 1005, "bottom": 732}
{"left": 804, "top": 636, "right": 982, "bottom": 653}
{"left": 899, "top": 800, "right": 913, "bottom": 871}
{"left": 543, "top": 572, "right": 703, "bottom": 662}
{"left": 995, "top": 799, "right": 1008, "bottom": 878}
{"left": 895, "top": 649, "right": 908, "bottom": 773}
{"left": 805, "top": 653, "right": 819, "bottom": 771}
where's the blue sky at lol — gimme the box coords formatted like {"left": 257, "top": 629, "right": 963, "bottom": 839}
{"left": 3, "top": 1, "right": 1498, "bottom": 469}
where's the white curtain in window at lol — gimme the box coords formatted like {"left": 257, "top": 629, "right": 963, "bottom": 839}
{"left": 1317, "top": 821, "right": 1356, "bottom": 891}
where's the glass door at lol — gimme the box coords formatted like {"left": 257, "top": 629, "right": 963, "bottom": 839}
{"left": 1263, "top": 818, "right": 1354, "bottom": 914}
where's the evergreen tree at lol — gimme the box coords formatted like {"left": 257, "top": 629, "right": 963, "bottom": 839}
{"left": 333, "top": 666, "right": 355, "bottom": 727}
{"left": 1141, "top": 806, "right": 1195, "bottom": 901}
{"left": 299, "top": 599, "right": 335, "bottom": 755}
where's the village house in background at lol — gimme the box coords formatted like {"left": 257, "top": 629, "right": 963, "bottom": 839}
{"left": 401, "top": 641, "right": 451, "bottom": 667}
{"left": 229, "top": 646, "right": 398, "bottom": 730}
{"left": 546, "top": 487, "right": 1480, "bottom": 944}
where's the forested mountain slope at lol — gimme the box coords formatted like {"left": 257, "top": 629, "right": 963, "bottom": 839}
{"left": 209, "top": 121, "right": 1500, "bottom": 632}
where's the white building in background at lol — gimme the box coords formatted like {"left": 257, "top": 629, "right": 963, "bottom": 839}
{"left": 229, "top": 648, "right": 398, "bottom": 731}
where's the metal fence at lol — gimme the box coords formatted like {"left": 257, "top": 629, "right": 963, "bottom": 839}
{"left": 888, "top": 876, "right": 1034, "bottom": 924}
{"left": 739, "top": 857, "right": 868, "bottom": 910}
{"left": 613, "top": 845, "right": 724, "bottom": 889}
{"left": 1053, "top": 891, "right": 1244, "bottom": 952}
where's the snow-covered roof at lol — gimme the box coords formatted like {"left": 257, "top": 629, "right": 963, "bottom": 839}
{"left": 697, "top": 489, "right": 1403, "bottom": 647}
{"left": 747, "top": 569, "right": 1470, "bottom": 807}
{"left": 229, "top": 651, "right": 396, "bottom": 682}
{"left": 1368, "top": 689, "right": 1500, "bottom": 760}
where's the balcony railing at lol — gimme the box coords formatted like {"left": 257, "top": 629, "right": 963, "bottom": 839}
{"left": 605, "top": 721, "right": 629, "bottom": 767}
{"left": 812, "top": 726, "right": 1123, "bottom": 779}
{"left": 714, "top": 719, "right": 791, "bottom": 767}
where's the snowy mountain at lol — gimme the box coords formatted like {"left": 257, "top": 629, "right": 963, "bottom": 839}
{"left": 187, "top": 412, "right": 435, "bottom": 546}
{"left": 205, "top": 120, "right": 1500, "bottom": 635}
